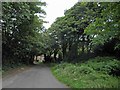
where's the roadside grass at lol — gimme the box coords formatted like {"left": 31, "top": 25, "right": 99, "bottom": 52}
{"left": 51, "top": 56, "right": 120, "bottom": 88}
{"left": 2, "top": 63, "right": 29, "bottom": 76}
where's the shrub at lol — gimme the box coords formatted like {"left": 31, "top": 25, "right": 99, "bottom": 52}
{"left": 51, "top": 56, "right": 120, "bottom": 88}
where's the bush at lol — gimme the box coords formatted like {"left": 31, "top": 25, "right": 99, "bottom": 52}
{"left": 51, "top": 57, "right": 120, "bottom": 88}
{"left": 86, "top": 57, "right": 120, "bottom": 76}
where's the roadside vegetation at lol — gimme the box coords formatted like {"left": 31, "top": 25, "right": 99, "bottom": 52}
{"left": 2, "top": 2, "right": 46, "bottom": 73}
{"left": 49, "top": 2, "right": 120, "bottom": 88}
{"left": 2, "top": 63, "right": 27, "bottom": 75}
{"left": 2, "top": 1, "right": 120, "bottom": 88}
{"left": 52, "top": 57, "right": 120, "bottom": 88}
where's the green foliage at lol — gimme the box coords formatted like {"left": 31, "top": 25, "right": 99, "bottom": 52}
{"left": 85, "top": 2, "right": 120, "bottom": 49}
{"left": 82, "top": 57, "right": 120, "bottom": 76}
{"left": 2, "top": 2, "right": 46, "bottom": 66}
{"left": 47, "top": 2, "right": 102, "bottom": 60}
{"left": 47, "top": 2, "right": 120, "bottom": 61}
{"left": 51, "top": 57, "right": 120, "bottom": 88}
{"left": 2, "top": 60, "right": 27, "bottom": 74}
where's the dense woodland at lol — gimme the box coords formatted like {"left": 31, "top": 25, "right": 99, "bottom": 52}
{"left": 2, "top": 2, "right": 46, "bottom": 66}
{"left": 47, "top": 2, "right": 120, "bottom": 62}
{"left": 2, "top": 1, "right": 120, "bottom": 88}
{"left": 2, "top": 2, "right": 120, "bottom": 70}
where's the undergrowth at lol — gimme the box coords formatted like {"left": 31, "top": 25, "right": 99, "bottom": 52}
{"left": 2, "top": 63, "right": 27, "bottom": 75}
{"left": 51, "top": 56, "right": 120, "bottom": 88}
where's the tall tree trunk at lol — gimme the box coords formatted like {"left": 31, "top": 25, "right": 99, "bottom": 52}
{"left": 54, "top": 49, "right": 58, "bottom": 61}
{"left": 86, "top": 35, "right": 90, "bottom": 54}
{"left": 62, "top": 43, "right": 67, "bottom": 59}
{"left": 68, "top": 35, "right": 79, "bottom": 61}
{"left": 28, "top": 55, "right": 34, "bottom": 65}
{"left": 82, "top": 34, "right": 85, "bottom": 54}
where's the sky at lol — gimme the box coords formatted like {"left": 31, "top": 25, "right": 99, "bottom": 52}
{"left": 41, "top": 0, "right": 78, "bottom": 29}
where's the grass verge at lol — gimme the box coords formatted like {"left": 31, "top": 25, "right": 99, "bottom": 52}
{"left": 51, "top": 56, "right": 120, "bottom": 88}
{"left": 2, "top": 63, "right": 31, "bottom": 78}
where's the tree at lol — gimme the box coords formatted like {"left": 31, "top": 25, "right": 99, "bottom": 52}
{"left": 2, "top": 2, "right": 46, "bottom": 65}
{"left": 47, "top": 2, "right": 104, "bottom": 61}
{"left": 85, "top": 2, "right": 120, "bottom": 57}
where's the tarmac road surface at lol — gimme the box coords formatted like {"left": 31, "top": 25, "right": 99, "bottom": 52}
{"left": 2, "top": 64, "right": 68, "bottom": 88}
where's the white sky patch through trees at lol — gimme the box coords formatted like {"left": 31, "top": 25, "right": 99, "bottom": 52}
{"left": 41, "top": 0, "right": 78, "bottom": 29}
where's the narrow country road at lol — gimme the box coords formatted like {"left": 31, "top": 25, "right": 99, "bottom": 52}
{"left": 2, "top": 64, "right": 68, "bottom": 88}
